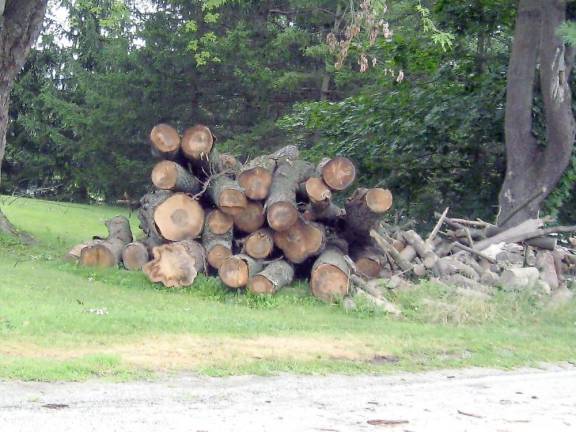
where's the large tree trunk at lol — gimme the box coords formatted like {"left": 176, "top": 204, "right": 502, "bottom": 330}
{"left": 0, "top": 0, "right": 47, "bottom": 236}
{"left": 498, "top": 0, "right": 575, "bottom": 227}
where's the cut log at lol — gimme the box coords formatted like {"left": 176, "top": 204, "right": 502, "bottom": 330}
{"left": 351, "top": 245, "right": 385, "bottom": 279}
{"left": 208, "top": 176, "right": 247, "bottom": 216}
{"left": 103, "top": 215, "right": 133, "bottom": 244}
{"left": 78, "top": 216, "right": 133, "bottom": 268}
{"left": 238, "top": 145, "right": 300, "bottom": 200}
{"left": 181, "top": 124, "right": 214, "bottom": 160}
{"left": 80, "top": 239, "right": 125, "bottom": 268}
{"left": 345, "top": 188, "right": 393, "bottom": 240}
{"left": 122, "top": 241, "right": 150, "bottom": 271}
{"left": 434, "top": 257, "right": 480, "bottom": 281}
{"left": 151, "top": 160, "right": 201, "bottom": 194}
{"left": 266, "top": 159, "right": 315, "bottom": 231}
{"left": 138, "top": 190, "right": 172, "bottom": 243}
{"left": 153, "top": 192, "right": 205, "bottom": 241}
{"left": 499, "top": 267, "right": 540, "bottom": 291}
{"left": 274, "top": 218, "right": 326, "bottom": 263}
{"left": 232, "top": 200, "right": 265, "bottom": 233}
{"left": 473, "top": 218, "right": 544, "bottom": 251}
{"left": 219, "top": 254, "right": 263, "bottom": 289}
{"left": 303, "top": 201, "right": 346, "bottom": 224}
{"left": 300, "top": 177, "right": 331, "bottom": 207}
{"left": 403, "top": 230, "right": 439, "bottom": 269}
{"left": 535, "top": 251, "right": 559, "bottom": 291}
{"left": 248, "top": 260, "right": 294, "bottom": 295}
{"left": 370, "top": 230, "right": 413, "bottom": 273}
{"left": 206, "top": 209, "right": 234, "bottom": 235}
{"left": 244, "top": 228, "right": 275, "bottom": 260}
{"left": 150, "top": 123, "right": 180, "bottom": 159}
{"left": 143, "top": 240, "right": 206, "bottom": 287}
{"left": 310, "top": 245, "right": 351, "bottom": 302}
{"left": 319, "top": 157, "right": 356, "bottom": 191}
{"left": 202, "top": 209, "right": 234, "bottom": 270}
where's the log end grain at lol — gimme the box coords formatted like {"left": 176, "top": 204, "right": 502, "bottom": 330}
{"left": 181, "top": 124, "right": 214, "bottom": 160}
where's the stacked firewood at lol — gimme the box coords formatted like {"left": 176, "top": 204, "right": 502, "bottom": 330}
{"left": 68, "top": 123, "right": 576, "bottom": 306}
{"left": 68, "top": 124, "right": 398, "bottom": 304}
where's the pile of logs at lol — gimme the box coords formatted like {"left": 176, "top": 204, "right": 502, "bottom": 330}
{"left": 68, "top": 123, "right": 576, "bottom": 307}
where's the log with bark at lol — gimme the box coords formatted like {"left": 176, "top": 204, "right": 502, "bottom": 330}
{"left": 78, "top": 216, "right": 133, "bottom": 268}
{"left": 266, "top": 159, "right": 315, "bottom": 231}
{"left": 122, "top": 241, "right": 150, "bottom": 271}
{"left": 237, "top": 145, "right": 299, "bottom": 200}
{"left": 310, "top": 244, "right": 351, "bottom": 302}
{"left": 248, "top": 260, "right": 294, "bottom": 295}
{"left": 139, "top": 191, "right": 205, "bottom": 241}
{"left": 143, "top": 240, "right": 206, "bottom": 287}
{"left": 318, "top": 157, "right": 356, "bottom": 191}
{"left": 150, "top": 123, "right": 181, "bottom": 159}
{"left": 202, "top": 209, "right": 234, "bottom": 270}
{"left": 151, "top": 160, "right": 201, "bottom": 194}
{"left": 273, "top": 218, "right": 326, "bottom": 263}
{"left": 345, "top": 187, "right": 393, "bottom": 241}
{"left": 243, "top": 228, "right": 275, "bottom": 260}
{"left": 208, "top": 175, "right": 247, "bottom": 216}
{"left": 219, "top": 254, "right": 263, "bottom": 289}
{"left": 233, "top": 200, "right": 265, "bottom": 233}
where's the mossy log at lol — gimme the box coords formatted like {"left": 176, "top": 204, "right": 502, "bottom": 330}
{"left": 143, "top": 240, "right": 206, "bottom": 287}
{"left": 248, "top": 260, "right": 294, "bottom": 295}
{"left": 266, "top": 159, "right": 314, "bottom": 232}
{"left": 219, "top": 254, "right": 263, "bottom": 289}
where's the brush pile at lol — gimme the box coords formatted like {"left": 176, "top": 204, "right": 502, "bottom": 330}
{"left": 68, "top": 123, "right": 576, "bottom": 307}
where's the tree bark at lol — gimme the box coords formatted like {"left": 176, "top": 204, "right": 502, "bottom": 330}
{"left": 0, "top": 0, "right": 47, "bottom": 235}
{"left": 498, "top": 0, "right": 575, "bottom": 227}
{"left": 248, "top": 260, "right": 294, "bottom": 295}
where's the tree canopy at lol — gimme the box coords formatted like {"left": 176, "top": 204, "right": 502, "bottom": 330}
{"left": 2, "top": 0, "right": 576, "bottom": 226}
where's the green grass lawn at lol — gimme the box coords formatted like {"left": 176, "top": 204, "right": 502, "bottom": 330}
{"left": 0, "top": 195, "right": 575, "bottom": 381}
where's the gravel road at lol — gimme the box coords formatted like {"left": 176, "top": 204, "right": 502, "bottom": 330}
{"left": 1, "top": 364, "right": 575, "bottom": 432}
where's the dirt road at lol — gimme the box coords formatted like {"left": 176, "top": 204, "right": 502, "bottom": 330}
{"left": 1, "top": 364, "right": 575, "bottom": 431}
